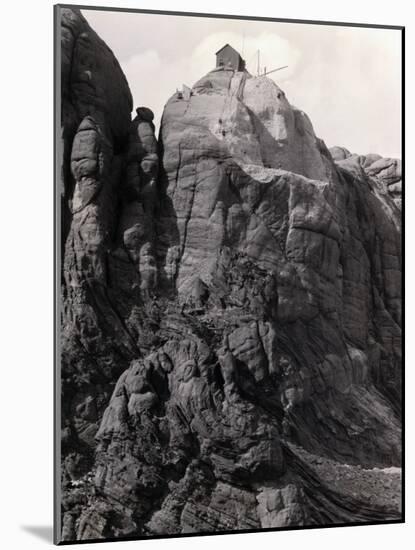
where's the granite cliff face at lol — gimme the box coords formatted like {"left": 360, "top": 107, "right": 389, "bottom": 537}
{"left": 59, "top": 9, "right": 402, "bottom": 542}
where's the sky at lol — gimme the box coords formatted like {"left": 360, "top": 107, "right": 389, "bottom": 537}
{"left": 82, "top": 9, "right": 402, "bottom": 159}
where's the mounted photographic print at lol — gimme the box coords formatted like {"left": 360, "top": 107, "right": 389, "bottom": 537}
{"left": 54, "top": 3, "right": 404, "bottom": 544}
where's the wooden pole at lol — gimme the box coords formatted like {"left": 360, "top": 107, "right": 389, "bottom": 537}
{"left": 263, "top": 65, "right": 288, "bottom": 77}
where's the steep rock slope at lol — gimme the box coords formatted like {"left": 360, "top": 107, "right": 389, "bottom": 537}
{"left": 330, "top": 146, "right": 402, "bottom": 209}
{"left": 59, "top": 8, "right": 160, "bottom": 521}
{"left": 59, "top": 20, "right": 402, "bottom": 542}
{"left": 156, "top": 67, "right": 401, "bottom": 421}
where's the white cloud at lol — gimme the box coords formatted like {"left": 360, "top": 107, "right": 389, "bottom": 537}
{"left": 83, "top": 9, "right": 402, "bottom": 158}
{"left": 282, "top": 26, "right": 402, "bottom": 157}
{"left": 122, "top": 30, "right": 301, "bottom": 134}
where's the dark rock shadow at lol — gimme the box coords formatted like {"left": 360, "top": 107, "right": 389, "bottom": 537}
{"left": 21, "top": 525, "right": 53, "bottom": 543}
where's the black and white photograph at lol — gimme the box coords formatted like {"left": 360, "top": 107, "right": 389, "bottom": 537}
{"left": 54, "top": 3, "right": 403, "bottom": 545}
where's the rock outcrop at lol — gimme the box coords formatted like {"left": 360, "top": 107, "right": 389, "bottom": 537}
{"left": 330, "top": 146, "right": 402, "bottom": 209}
{"left": 59, "top": 14, "right": 402, "bottom": 543}
{"left": 59, "top": 7, "right": 157, "bottom": 506}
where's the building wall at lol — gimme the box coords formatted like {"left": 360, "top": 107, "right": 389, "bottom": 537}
{"left": 216, "top": 47, "right": 244, "bottom": 71}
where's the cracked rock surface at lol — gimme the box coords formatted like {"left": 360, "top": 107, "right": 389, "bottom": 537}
{"left": 59, "top": 9, "right": 402, "bottom": 542}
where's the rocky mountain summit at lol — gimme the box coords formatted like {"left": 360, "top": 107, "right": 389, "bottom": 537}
{"left": 58, "top": 8, "right": 402, "bottom": 542}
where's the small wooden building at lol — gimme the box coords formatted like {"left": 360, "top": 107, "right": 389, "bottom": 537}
{"left": 215, "top": 44, "right": 245, "bottom": 71}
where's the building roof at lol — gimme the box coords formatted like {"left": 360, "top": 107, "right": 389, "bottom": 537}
{"left": 215, "top": 43, "right": 242, "bottom": 57}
